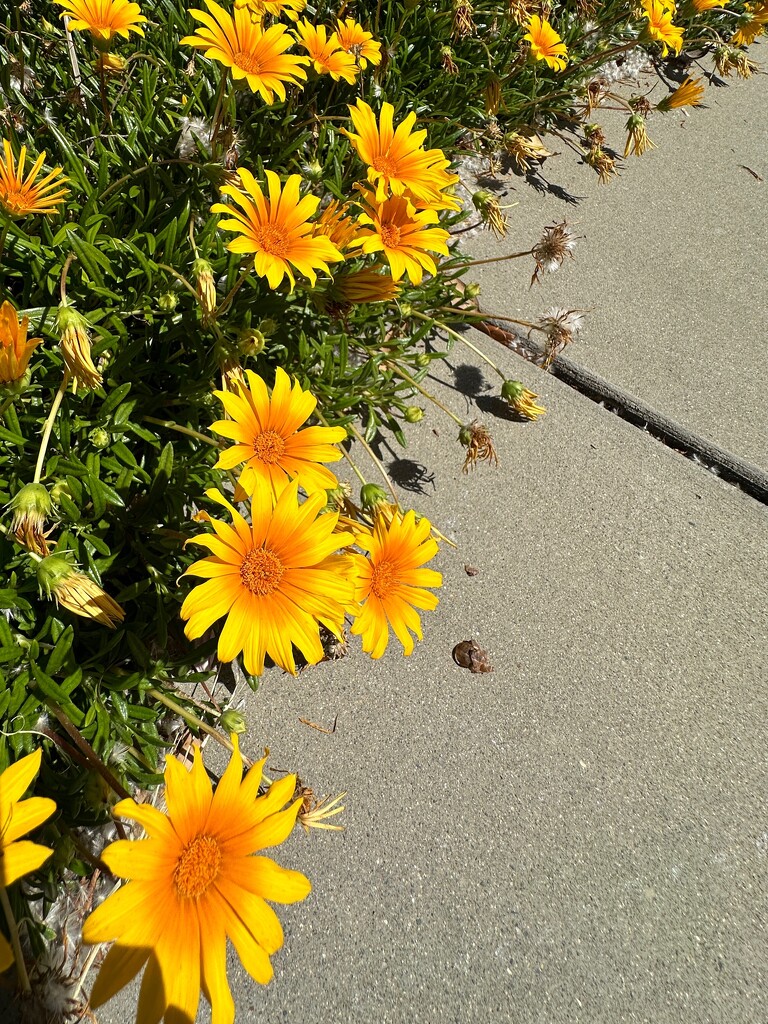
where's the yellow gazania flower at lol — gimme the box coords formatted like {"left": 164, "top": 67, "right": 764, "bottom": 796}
{"left": 732, "top": 3, "right": 768, "bottom": 45}
{"left": 0, "top": 301, "right": 41, "bottom": 384}
{"left": 350, "top": 509, "right": 442, "bottom": 659}
{"left": 356, "top": 192, "right": 450, "bottom": 285}
{"left": 335, "top": 17, "right": 382, "bottom": 69}
{"left": 234, "top": 0, "right": 306, "bottom": 21}
{"left": 657, "top": 75, "right": 705, "bottom": 110}
{"left": 333, "top": 267, "right": 400, "bottom": 303}
{"left": 181, "top": 1, "right": 309, "bottom": 104}
{"left": 212, "top": 168, "right": 343, "bottom": 290}
{"left": 640, "top": 0, "right": 684, "bottom": 55}
{"left": 181, "top": 484, "right": 356, "bottom": 676}
{"left": 55, "top": 0, "right": 147, "bottom": 42}
{"left": 0, "top": 749, "right": 56, "bottom": 973}
{"left": 343, "top": 100, "right": 460, "bottom": 207}
{"left": 312, "top": 198, "right": 360, "bottom": 251}
{"left": 293, "top": 20, "right": 358, "bottom": 84}
{"left": 83, "top": 735, "right": 310, "bottom": 1023}
{"left": 523, "top": 15, "right": 568, "bottom": 72}
{"left": 210, "top": 366, "right": 347, "bottom": 497}
{"left": 0, "top": 140, "right": 68, "bottom": 219}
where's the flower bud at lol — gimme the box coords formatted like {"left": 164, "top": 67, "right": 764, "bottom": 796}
{"left": 89, "top": 427, "right": 110, "bottom": 449}
{"left": 193, "top": 258, "right": 216, "bottom": 323}
{"left": 238, "top": 328, "right": 266, "bottom": 357}
{"left": 11, "top": 482, "right": 52, "bottom": 555}
{"left": 399, "top": 302, "right": 413, "bottom": 317}
{"left": 96, "top": 52, "right": 127, "bottom": 76}
{"left": 157, "top": 291, "right": 179, "bottom": 312}
{"left": 360, "top": 483, "right": 388, "bottom": 510}
{"left": 50, "top": 479, "right": 71, "bottom": 505}
{"left": 464, "top": 281, "right": 481, "bottom": 299}
{"left": 414, "top": 353, "right": 431, "bottom": 368}
{"left": 220, "top": 709, "right": 247, "bottom": 735}
{"left": 404, "top": 406, "right": 424, "bottom": 423}
{"left": 56, "top": 302, "right": 102, "bottom": 389}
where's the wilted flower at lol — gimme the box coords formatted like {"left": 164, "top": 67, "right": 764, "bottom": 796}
{"left": 501, "top": 380, "right": 546, "bottom": 420}
{"left": 192, "top": 257, "right": 216, "bottom": 324}
{"left": 452, "top": 0, "right": 475, "bottom": 39}
{"left": 472, "top": 190, "right": 508, "bottom": 239}
{"left": 297, "top": 788, "right": 347, "bottom": 833}
{"left": 539, "top": 307, "right": 586, "bottom": 366}
{"left": 10, "top": 482, "right": 53, "bottom": 555}
{"left": 459, "top": 421, "right": 498, "bottom": 472}
{"left": 37, "top": 555, "right": 125, "bottom": 627}
{"left": 531, "top": 220, "right": 577, "bottom": 284}
{"left": 585, "top": 146, "right": 617, "bottom": 184}
{"left": 624, "top": 113, "right": 656, "bottom": 158}
{"left": 484, "top": 75, "right": 502, "bottom": 115}
{"left": 713, "top": 45, "right": 758, "bottom": 77}
{"left": 333, "top": 268, "right": 401, "bottom": 303}
{"left": 56, "top": 302, "right": 102, "bottom": 389}
{"left": 657, "top": 76, "right": 705, "bottom": 111}
{"left": 440, "top": 45, "right": 459, "bottom": 74}
{"left": 504, "top": 128, "right": 552, "bottom": 172}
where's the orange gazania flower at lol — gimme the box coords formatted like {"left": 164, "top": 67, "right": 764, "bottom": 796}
{"left": 356, "top": 192, "right": 450, "bottom": 285}
{"left": 0, "top": 140, "right": 68, "bottom": 219}
{"left": 0, "top": 301, "right": 41, "bottom": 384}
{"left": 181, "top": 484, "right": 356, "bottom": 676}
{"left": 657, "top": 75, "right": 705, "bottom": 110}
{"left": 210, "top": 366, "right": 347, "bottom": 497}
{"left": 293, "top": 20, "right": 358, "bottom": 83}
{"left": 181, "top": 1, "right": 308, "bottom": 103}
{"left": 333, "top": 267, "right": 400, "bottom": 303}
{"left": 640, "top": 0, "right": 684, "bottom": 55}
{"left": 335, "top": 17, "right": 382, "bottom": 69}
{"left": 56, "top": 0, "right": 147, "bottom": 42}
{"left": 732, "top": 2, "right": 768, "bottom": 45}
{"left": 523, "top": 15, "right": 568, "bottom": 71}
{"left": 312, "top": 198, "right": 360, "bottom": 251}
{"left": 350, "top": 509, "right": 442, "bottom": 659}
{"left": 343, "top": 100, "right": 460, "bottom": 207}
{"left": 0, "top": 750, "right": 56, "bottom": 973}
{"left": 212, "top": 168, "right": 343, "bottom": 290}
{"left": 82, "top": 735, "right": 310, "bottom": 1022}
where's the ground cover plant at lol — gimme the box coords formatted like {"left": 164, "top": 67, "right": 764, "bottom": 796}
{"left": 1, "top": 0, "right": 764, "bottom": 1020}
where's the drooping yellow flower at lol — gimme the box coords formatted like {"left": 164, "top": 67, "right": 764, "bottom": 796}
{"left": 501, "top": 379, "right": 546, "bottom": 420}
{"left": 690, "top": 0, "right": 725, "bottom": 9}
{"left": 732, "top": 2, "right": 768, "bottom": 45}
{"left": 56, "top": 0, "right": 147, "bottom": 42}
{"left": 523, "top": 15, "right": 568, "bottom": 71}
{"left": 623, "top": 113, "right": 656, "bottom": 158}
{"left": 234, "top": 0, "right": 306, "bottom": 20}
{"left": 293, "top": 20, "right": 358, "bottom": 83}
{"left": 333, "top": 268, "right": 400, "bottom": 303}
{"left": 181, "top": 484, "right": 356, "bottom": 676}
{"left": 36, "top": 555, "right": 125, "bottom": 627}
{"left": 343, "top": 100, "right": 460, "bottom": 207}
{"left": 0, "top": 140, "right": 68, "bottom": 219}
{"left": 0, "top": 301, "right": 41, "bottom": 384}
{"left": 350, "top": 509, "right": 442, "bottom": 659}
{"left": 181, "top": 1, "right": 309, "bottom": 104}
{"left": 355, "top": 192, "right": 450, "bottom": 285}
{"left": 335, "top": 17, "right": 382, "bottom": 68}
{"left": 56, "top": 302, "right": 102, "bottom": 389}
{"left": 657, "top": 76, "right": 705, "bottom": 110}
{"left": 210, "top": 366, "right": 347, "bottom": 498}
{"left": 640, "top": 0, "right": 684, "bottom": 55}
{"left": 212, "top": 168, "right": 342, "bottom": 290}
{"left": 0, "top": 749, "right": 56, "bottom": 973}
{"left": 82, "top": 735, "right": 310, "bottom": 1023}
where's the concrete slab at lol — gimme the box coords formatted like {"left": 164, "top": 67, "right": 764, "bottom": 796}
{"left": 458, "top": 51, "right": 768, "bottom": 471}
{"left": 90, "top": 344, "right": 768, "bottom": 1024}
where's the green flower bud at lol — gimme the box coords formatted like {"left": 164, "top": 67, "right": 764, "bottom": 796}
{"left": 399, "top": 302, "right": 413, "bottom": 317}
{"left": 49, "top": 480, "right": 71, "bottom": 505}
{"left": 501, "top": 380, "right": 525, "bottom": 403}
{"left": 89, "top": 427, "right": 110, "bottom": 449}
{"left": 220, "top": 709, "right": 247, "bottom": 735}
{"left": 414, "top": 353, "right": 431, "bottom": 368}
{"left": 404, "top": 406, "right": 424, "bottom": 423}
{"left": 360, "top": 483, "right": 388, "bottom": 510}
{"left": 157, "top": 291, "right": 179, "bottom": 312}
{"left": 238, "top": 328, "right": 266, "bottom": 357}
{"left": 464, "top": 281, "right": 481, "bottom": 299}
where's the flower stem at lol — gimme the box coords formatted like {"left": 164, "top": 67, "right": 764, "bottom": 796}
{"left": 33, "top": 372, "right": 70, "bottom": 484}
{"left": 344, "top": 421, "right": 400, "bottom": 505}
{"left": 391, "top": 364, "right": 464, "bottom": 427}
{"left": 146, "top": 687, "right": 254, "bottom": 768}
{"left": 60, "top": 251, "right": 76, "bottom": 304}
{"left": 461, "top": 249, "right": 533, "bottom": 267}
{"left": 213, "top": 266, "right": 250, "bottom": 321}
{"left": 0, "top": 220, "right": 9, "bottom": 269}
{"left": 411, "top": 310, "right": 506, "bottom": 381}
{"left": 0, "top": 888, "right": 30, "bottom": 993}
{"left": 0, "top": 395, "right": 15, "bottom": 420}
{"left": 316, "top": 409, "right": 366, "bottom": 486}
{"left": 142, "top": 417, "right": 220, "bottom": 447}
{"left": 157, "top": 263, "right": 199, "bottom": 303}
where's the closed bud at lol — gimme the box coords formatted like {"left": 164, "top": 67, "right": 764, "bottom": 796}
{"left": 89, "top": 427, "right": 110, "bottom": 449}
{"left": 221, "top": 709, "right": 247, "bottom": 735}
{"left": 414, "top": 353, "right": 431, "bottom": 368}
{"left": 464, "top": 281, "right": 481, "bottom": 299}
{"left": 157, "top": 291, "right": 179, "bottom": 312}
{"left": 399, "top": 302, "right": 413, "bottom": 317}
{"left": 404, "top": 406, "right": 424, "bottom": 423}
{"left": 193, "top": 258, "right": 216, "bottom": 323}
{"left": 37, "top": 554, "right": 125, "bottom": 628}
{"left": 238, "top": 328, "right": 266, "bottom": 357}
{"left": 50, "top": 479, "right": 71, "bottom": 505}
{"left": 360, "top": 483, "right": 388, "bottom": 510}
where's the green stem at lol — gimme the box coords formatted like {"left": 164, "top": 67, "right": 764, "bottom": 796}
{"left": 461, "top": 249, "right": 533, "bottom": 267}
{"left": 411, "top": 311, "right": 506, "bottom": 381}
{"left": 0, "top": 888, "right": 30, "bottom": 993}
{"left": 0, "top": 395, "right": 15, "bottom": 419}
{"left": 142, "top": 416, "right": 219, "bottom": 447}
{"left": 0, "top": 220, "right": 9, "bottom": 270}
{"left": 213, "top": 266, "right": 250, "bottom": 321}
{"left": 345, "top": 421, "right": 399, "bottom": 505}
{"left": 33, "top": 372, "right": 70, "bottom": 484}
{"left": 157, "top": 264, "right": 199, "bottom": 303}
{"left": 146, "top": 687, "right": 256, "bottom": 768}
{"left": 316, "top": 409, "right": 366, "bottom": 487}
{"left": 392, "top": 364, "right": 464, "bottom": 427}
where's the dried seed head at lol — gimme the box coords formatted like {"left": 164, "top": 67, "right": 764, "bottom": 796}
{"left": 507, "top": 0, "right": 534, "bottom": 25}
{"left": 452, "top": 0, "right": 475, "bottom": 39}
{"left": 531, "top": 221, "right": 578, "bottom": 285}
{"left": 441, "top": 45, "right": 459, "bottom": 74}
{"left": 459, "top": 420, "right": 498, "bottom": 472}
{"left": 583, "top": 122, "right": 606, "bottom": 149}
{"left": 585, "top": 146, "right": 617, "bottom": 184}
{"left": 538, "top": 307, "right": 587, "bottom": 366}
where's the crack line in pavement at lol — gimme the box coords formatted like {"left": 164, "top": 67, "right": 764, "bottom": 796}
{"left": 474, "top": 318, "right": 768, "bottom": 506}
